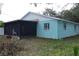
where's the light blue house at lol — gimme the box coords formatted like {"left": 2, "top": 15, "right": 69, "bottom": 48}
{"left": 20, "top": 12, "right": 79, "bottom": 39}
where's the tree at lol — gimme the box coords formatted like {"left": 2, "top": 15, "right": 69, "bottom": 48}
{"left": 59, "top": 3, "right": 79, "bottom": 22}
{"left": 0, "top": 21, "right": 4, "bottom": 27}
{"left": 60, "top": 10, "right": 76, "bottom": 21}
{"left": 30, "top": 3, "right": 42, "bottom": 7}
{"left": 42, "top": 3, "right": 79, "bottom": 23}
{"left": 70, "top": 3, "right": 79, "bottom": 22}
{"left": 43, "top": 8, "right": 56, "bottom": 17}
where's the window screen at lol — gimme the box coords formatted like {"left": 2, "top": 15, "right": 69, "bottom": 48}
{"left": 44, "top": 23, "right": 49, "bottom": 30}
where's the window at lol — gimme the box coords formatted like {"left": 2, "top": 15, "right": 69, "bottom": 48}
{"left": 44, "top": 23, "right": 49, "bottom": 30}
{"left": 63, "top": 22, "right": 66, "bottom": 30}
{"left": 74, "top": 25, "right": 77, "bottom": 31}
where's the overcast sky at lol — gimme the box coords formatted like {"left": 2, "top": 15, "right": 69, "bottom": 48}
{"left": 0, "top": 0, "right": 79, "bottom": 22}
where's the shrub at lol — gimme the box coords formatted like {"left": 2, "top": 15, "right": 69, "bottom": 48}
{"left": 0, "top": 39, "right": 23, "bottom": 56}
{"left": 0, "top": 21, "right": 4, "bottom": 27}
{"left": 73, "top": 46, "right": 78, "bottom": 56}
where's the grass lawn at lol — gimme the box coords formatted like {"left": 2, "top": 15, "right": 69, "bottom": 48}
{"left": 0, "top": 35, "right": 79, "bottom": 56}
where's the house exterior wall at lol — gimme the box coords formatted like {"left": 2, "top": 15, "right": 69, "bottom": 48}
{"left": 22, "top": 12, "right": 79, "bottom": 39}
{"left": 37, "top": 20, "right": 58, "bottom": 39}
{"left": 22, "top": 13, "right": 51, "bottom": 21}
{"left": 0, "top": 28, "right": 4, "bottom": 35}
{"left": 22, "top": 13, "right": 58, "bottom": 39}
{"left": 76, "top": 24, "right": 79, "bottom": 34}
{"left": 57, "top": 20, "right": 79, "bottom": 39}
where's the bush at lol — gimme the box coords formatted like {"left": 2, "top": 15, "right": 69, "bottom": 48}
{"left": 0, "top": 39, "right": 23, "bottom": 56}
{"left": 73, "top": 46, "right": 79, "bottom": 56}
{"left": 0, "top": 21, "right": 4, "bottom": 27}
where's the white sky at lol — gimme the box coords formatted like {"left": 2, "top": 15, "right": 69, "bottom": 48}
{"left": 0, "top": 0, "right": 79, "bottom": 22}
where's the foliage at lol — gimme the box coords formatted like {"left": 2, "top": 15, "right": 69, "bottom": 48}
{"left": 70, "top": 3, "right": 79, "bottom": 22}
{"left": 73, "top": 46, "right": 78, "bottom": 56}
{"left": 0, "top": 21, "right": 4, "bottom": 27}
{"left": 60, "top": 3, "right": 79, "bottom": 22}
{"left": 60, "top": 10, "right": 76, "bottom": 21}
{"left": 1, "top": 35, "right": 79, "bottom": 56}
{"left": 0, "top": 38, "right": 23, "bottom": 56}
{"left": 43, "top": 8, "right": 56, "bottom": 17}
{"left": 43, "top": 3, "right": 79, "bottom": 23}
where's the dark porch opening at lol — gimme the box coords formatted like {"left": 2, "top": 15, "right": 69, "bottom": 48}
{"left": 4, "top": 20, "right": 37, "bottom": 38}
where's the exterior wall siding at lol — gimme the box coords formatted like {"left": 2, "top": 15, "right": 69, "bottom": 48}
{"left": 0, "top": 28, "right": 4, "bottom": 35}
{"left": 76, "top": 24, "right": 79, "bottom": 34}
{"left": 22, "top": 13, "right": 79, "bottom": 39}
{"left": 57, "top": 20, "right": 79, "bottom": 39}
{"left": 22, "top": 13, "right": 58, "bottom": 39}
{"left": 22, "top": 13, "right": 51, "bottom": 21}
{"left": 37, "top": 20, "right": 58, "bottom": 39}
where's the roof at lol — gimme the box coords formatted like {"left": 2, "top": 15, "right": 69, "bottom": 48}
{"left": 4, "top": 19, "right": 37, "bottom": 24}
{"left": 21, "top": 12, "right": 79, "bottom": 24}
{"left": 5, "top": 12, "right": 79, "bottom": 24}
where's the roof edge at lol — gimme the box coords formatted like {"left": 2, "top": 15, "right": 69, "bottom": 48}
{"left": 21, "top": 11, "right": 79, "bottom": 24}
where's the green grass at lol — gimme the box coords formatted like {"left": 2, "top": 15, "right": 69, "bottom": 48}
{"left": 0, "top": 35, "right": 79, "bottom": 56}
